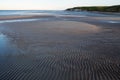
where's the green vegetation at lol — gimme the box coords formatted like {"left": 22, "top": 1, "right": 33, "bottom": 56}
{"left": 66, "top": 5, "right": 120, "bottom": 12}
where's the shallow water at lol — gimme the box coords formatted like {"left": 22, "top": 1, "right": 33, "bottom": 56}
{"left": 0, "top": 33, "right": 19, "bottom": 55}
{"left": 0, "top": 19, "right": 39, "bottom": 24}
{"left": 0, "top": 10, "right": 119, "bottom": 17}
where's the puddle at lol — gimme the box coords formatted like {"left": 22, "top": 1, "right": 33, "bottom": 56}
{"left": 0, "top": 33, "right": 20, "bottom": 55}
{"left": 106, "top": 21, "right": 120, "bottom": 23}
{"left": 101, "top": 20, "right": 120, "bottom": 24}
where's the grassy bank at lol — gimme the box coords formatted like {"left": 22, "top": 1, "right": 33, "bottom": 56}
{"left": 66, "top": 5, "right": 120, "bottom": 12}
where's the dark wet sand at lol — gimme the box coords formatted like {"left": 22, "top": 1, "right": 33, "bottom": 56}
{"left": 0, "top": 15, "right": 120, "bottom": 80}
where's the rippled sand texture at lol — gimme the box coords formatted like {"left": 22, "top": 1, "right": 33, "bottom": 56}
{"left": 0, "top": 20, "right": 120, "bottom": 80}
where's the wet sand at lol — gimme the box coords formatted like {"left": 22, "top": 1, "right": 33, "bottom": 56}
{"left": 0, "top": 15, "right": 120, "bottom": 80}
{"left": 0, "top": 15, "right": 55, "bottom": 20}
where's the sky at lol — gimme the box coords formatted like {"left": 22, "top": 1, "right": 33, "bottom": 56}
{"left": 0, "top": 0, "right": 120, "bottom": 10}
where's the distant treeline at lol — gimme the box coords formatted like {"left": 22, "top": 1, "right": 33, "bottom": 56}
{"left": 66, "top": 5, "right": 120, "bottom": 12}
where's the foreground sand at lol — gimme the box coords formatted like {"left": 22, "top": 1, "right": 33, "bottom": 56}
{"left": 0, "top": 15, "right": 120, "bottom": 80}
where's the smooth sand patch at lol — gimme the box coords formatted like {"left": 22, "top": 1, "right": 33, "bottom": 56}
{"left": 0, "top": 21, "right": 101, "bottom": 54}
{"left": 3, "top": 21, "right": 101, "bottom": 35}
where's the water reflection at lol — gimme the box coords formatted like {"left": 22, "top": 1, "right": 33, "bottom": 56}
{"left": 0, "top": 33, "right": 18, "bottom": 55}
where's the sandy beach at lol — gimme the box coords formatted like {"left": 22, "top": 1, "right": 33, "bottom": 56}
{"left": 0, "top": 13, "right": 120, "bottom": 80}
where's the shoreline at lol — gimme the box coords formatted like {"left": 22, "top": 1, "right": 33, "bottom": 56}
{"left": 0, "top": 12, "right": 120, "bottom": 21}
{"left": 0, "top": 15, "right": 56, "bottom": 20}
